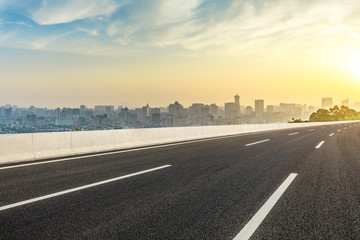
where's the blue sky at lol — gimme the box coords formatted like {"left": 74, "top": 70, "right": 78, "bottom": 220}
{"left": 1, "top": 0, "right": 360, "bottom": 108}
{"left": 0, "top": 0, "right": 358, "bottom": 58}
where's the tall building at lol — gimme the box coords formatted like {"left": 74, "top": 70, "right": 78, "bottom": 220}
{"left": 209, "top": 104, "right": 219, "bottom": 116}
{"left": 225, "top": 102, "right": 236, "bottom": 119}
{"left": 234, "top": 94, "right": 240, "bottom": 113}
{"left": 169, "top": 101, "right": 184, "bottom": 117}
{"left": 322, "top": 98, "right": 333, "bottom": 109}
{"left": 255, "top": 100, "right": 264, "bottom": 115}
{"left": 55, "top": 108, "right": 61, "bottom": 119}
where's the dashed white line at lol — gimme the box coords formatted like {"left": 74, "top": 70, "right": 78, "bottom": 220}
{"left": 245, "top": 139, "right": 270, "bottom": 146}
{"left": 315, "top": 141, "right": 325, "bottom": 149}
{"left": 337, "top": 129, "right": 341, "bottom": 132}
{"left": 233, "top": 173, "right": 298, "bottom": 240}
{"left": 288, "top": 132, "right": 299, "bottom": 136}
{"left": 321, "top": 127, "right": 326, "bottom": 129}
{"left": 329, "top": 133, "right": 334, "bottom": 137}
{"left": 308, "top": 129, "right": 315, "bottom": 132}
{"left": 0, "top": 165, "right": 172, "bottom": 212}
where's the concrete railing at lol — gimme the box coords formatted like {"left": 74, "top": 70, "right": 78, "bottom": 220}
{"left": 0, "top": 121, "right": 357, "bottom": 164}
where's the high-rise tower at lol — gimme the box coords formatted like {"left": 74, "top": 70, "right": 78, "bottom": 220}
{"left": 234, "top": 94, "right": 240, "bottom": 113}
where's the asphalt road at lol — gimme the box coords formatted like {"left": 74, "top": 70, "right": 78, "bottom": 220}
{"left": 1, "top": 122, "right": 360, "bottom": 239}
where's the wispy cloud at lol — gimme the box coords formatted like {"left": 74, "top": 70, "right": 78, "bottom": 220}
{"left": 154, "top": 0, "right": 204, "bottom": 25}
{"left": 0, "top": 0, "right": 359, "bottom": 59}
{"left": 31, "top": 0, "right": 121, "bottom": 25}
{"left": 77, "top": 27, "right": 99, "bottom": 37}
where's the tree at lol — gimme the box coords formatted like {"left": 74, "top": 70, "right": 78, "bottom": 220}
{"left": 310, "top": 109, "right": 332, "bottom": 122}
{"left": 309, "top": 105, "right": 360, "bottom": 122}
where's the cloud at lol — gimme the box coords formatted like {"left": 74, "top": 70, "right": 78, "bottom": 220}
{"left": 1, "top": 0, "right": 360, "bottom": 60}
{"left": 154, "top": 0, "right": 204, "bottom": 25}
{"left": 31, "top": 0, "right": 121, "bottom": 25}
{"left": 139, "top": 0, "right": 360, "bottom": 58}
{"left": 106, "top": 21, "right": 137, "bottom": 38}
{"left": 0, "top": 21, "right": 32, "bottom": 27}
{"left": 78, "top": 27, "right": 99, "bottom": 36}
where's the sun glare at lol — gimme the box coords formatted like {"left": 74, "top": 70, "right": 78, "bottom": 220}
{"left": 345, "top": 58, "right": 360, "bottom": 82}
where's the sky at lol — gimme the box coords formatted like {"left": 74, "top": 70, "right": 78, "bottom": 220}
{"left": 0, "top": 0, "right": 360, "bottom": 108}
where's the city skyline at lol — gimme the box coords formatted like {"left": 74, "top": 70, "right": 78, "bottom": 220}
{"left": 1, "top": 0, "right": 360, "bottom": 108}
{"left": 2, "top": 94, "right": 359, "bottom": 134}
{"left": 0, "top": 94, "right": 358, "bottom": 110}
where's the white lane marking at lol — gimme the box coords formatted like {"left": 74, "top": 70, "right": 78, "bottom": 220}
{"left": 245, "top": 139, "right": 270, "bottom": 146}
{"left": 315, "top": 141, "right": 325, "bottom": 149}
{"left": 321, "top": 127, "right": 326, "bottom": 129}
{"left": 0, "top": 132, "right": 262, "bottom": 171}
{"left": 308, "top": 129, "right": 315, "bottom": 132}
{"left": 344, "top": 127, "right": 347, "bottom": 129}
{"left": 288, "top": 132, "right": 299, "bottom": 136}
{"left": 329, "top": 133, "right": 334, "bottom": 137}
{"left": 331, "top": 126, "right": 335, "bottom": 128}
{"left": 0, "top": 165, "right": 171, "bottom": 211}
{"left": 337, "top": 129, "right": 341, "bottom": 132}
{"left": 233, "top": 173, "right": 298, "bottom": 240}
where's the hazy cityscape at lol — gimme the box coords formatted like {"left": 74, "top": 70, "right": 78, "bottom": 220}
{"left": 1, "top": 95, "right": 359, "bottom": 134}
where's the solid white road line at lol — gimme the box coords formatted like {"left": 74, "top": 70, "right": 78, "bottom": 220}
{"left": 245, "top": 139, "right": 270, "bottom": 146}
{"left": 329, "top": 133, "right": 334, "bottom": 137}
{"left": 315, "top": 141, "right": 325, "bottom": 149}
{"left": 0, "top": 132, "right": 262, "bottom": 171}
{"left": 0, "top": 165, "right": 172, "bottom": 212}
{"left": 233, "top": 173, "right": 298, "bottom": 240}
{"left": 288, "top": 132, "right": 299, "bottom": 136}
{"left": 308, "top": 129, "right": 315, "bottom": 132}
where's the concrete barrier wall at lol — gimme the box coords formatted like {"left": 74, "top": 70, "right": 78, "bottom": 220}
{"left": 0, "top": 121, "right": 357, "bottom": 164}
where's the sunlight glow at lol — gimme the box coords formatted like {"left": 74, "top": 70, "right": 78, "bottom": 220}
{"left": 345, "top": 58, "right": 360, "bottom": 82}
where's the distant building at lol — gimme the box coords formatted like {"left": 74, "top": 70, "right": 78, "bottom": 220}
{"left": 80, "top": 105, "right": 86, "bottom": 117}
{"left": 189, "top": 103, "right": 204, "bottom": 125}
{"left": 26, "top": 114, "right": 37, "bottom": 124}
{"left": 245, "top": 106, "right": 254, "bottom": 115}
{"left": 55, "top": 108, "right": 61, "bottom": 119}
{"left": 322, "top": 98, "right": 333, "bottom": 109}
{"left": 341, "top": 98, "right": 349, "bottom": 107}
{"left": 209, "top": 104, "right": 219, "bottom": 116}
{"left": 308, "top": 106, "right": 316, "bottom": 113}
{"left": 55, "top": 119, "right": 74, "bottom": 126}
{"left": 266, "top": 105, "right": 274, "bottom": 112}
{"left": 225, "top": 102, "right": 236, "bottom": 118}
{"left": 95, "top": 105, "right": 114, "bottom": 116}
{"left": 4, "top": 108, "right": 12, "bottom": 120}
{"left": 169, "top": 101, "right": 184, "bottom": 118}
{"left": 255, "top": 100, "right": 264, "bottom": 116}
{"left": 152, "top": 113, "right": 161, "bottom": 126}
{"left": 118, "top": 107, "right": 129, "bottom": 124}
{"left": 234, "top": 94, "right": 240, "bottom": 113}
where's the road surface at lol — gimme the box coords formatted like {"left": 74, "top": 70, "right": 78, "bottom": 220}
{"left": 1, "top": 122, "right": 360, "bottom": 239}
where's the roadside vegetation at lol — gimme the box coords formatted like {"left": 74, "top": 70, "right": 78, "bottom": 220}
{"left": 290, "top": 105, "right": 360, "bottom": 123}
